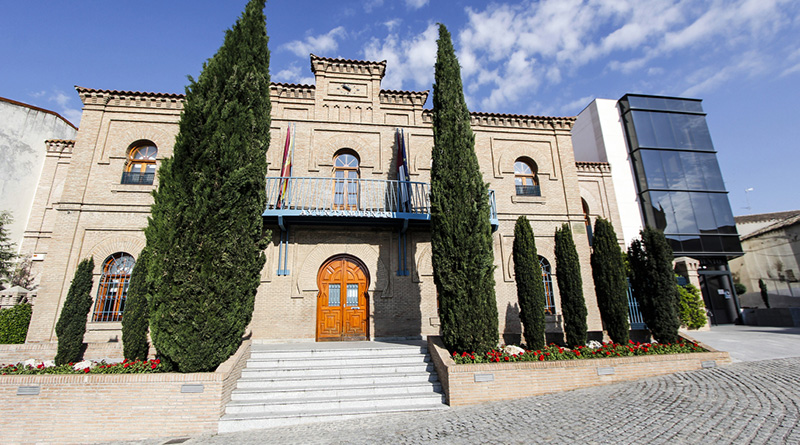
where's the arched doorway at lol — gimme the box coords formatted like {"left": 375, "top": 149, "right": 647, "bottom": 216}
{"left": 317, "top": 255, "right": 370, "bottom": 341}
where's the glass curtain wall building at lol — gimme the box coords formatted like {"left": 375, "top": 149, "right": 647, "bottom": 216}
{"left": 618, "top": 94, "right": 744, "bottom": 323}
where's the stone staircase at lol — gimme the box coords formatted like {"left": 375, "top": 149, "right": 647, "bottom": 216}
{"left": 218, "top": 341, "right": 448, "bottom": 433}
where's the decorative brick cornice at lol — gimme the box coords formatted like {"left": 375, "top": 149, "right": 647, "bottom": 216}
{"left": 379, "top": 89, "right": 429, "bottom": 105}
{"left": 575, "top": 161, "right": 611, "bottom": 173}
{"left": 420, "top": 109, "right": 576, "bottom": 130}
{"left": 310, "top": 54, "right": 386, "bottom": 78}
{"left": 75, "top": 86, "right": 184, "bottom": 109}
{"left": 44, "top": 139, "right": 75, "bottom": 154}
{"left": 270, "top": 82, "right": 315, "bottom": 99}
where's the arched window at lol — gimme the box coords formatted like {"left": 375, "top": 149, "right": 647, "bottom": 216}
{"left": 92, "top": 252, "right": 135, "bottom": 322}
{"left": 582, "top": 198, "right": 593, "bottom": 246}
{"left": 333, "top": 151, "right": 359, "bottom": 209}
{"left": 540, "top": 256, "right": 555, "bottom": 314}
{"left": 514, "top": 158, "right": 540, "bottom": 196}
{"left": 122, "top": 141, "right": 158, "bottom": 185}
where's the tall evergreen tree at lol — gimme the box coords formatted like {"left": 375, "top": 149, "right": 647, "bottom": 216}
{"left": 0, "top": 211, "right": 17, "bottom": 289}
{"left": 512, "top": 216, "right": 546, "bottom": 350}
{"left": 55, "top": 258, "right": 94, "bottom": 365}
{"left": 431, "top": 24, "right": 498, "bottom": 353}
{"left": 555, "top": 223, "right": 587, "bottom": 347}
{"left": 590, "top": 218, "right": 630, "bottom": 344}
{"left": 628, "top": 227, "right": 681, "bottom": 344}
{"left": 122, "top": 248, "right": 151, "bottom": 361}
{"left": 759, "top": 278, "right": 770, "bottom": 308}
{"left": 145, "top": 0, "right": 270, "bottom": 372}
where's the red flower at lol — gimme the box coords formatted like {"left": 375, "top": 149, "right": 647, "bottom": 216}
{"left": 151, "top": 363, "right": 157, "bottom": 369}
{"left": 575, "top": 351, "right": 580, "bottom": 356}
{"left": 538, "top": 355, "right": 544, "bottom": 361}
{"left": 83, "top": 368, "right": 90, "bottom": 373}
{"left": 504, "top": 356, "right": 510, "bottom": 361}
{"left": 124, "top": 362, "right": 130, "bottom": 368}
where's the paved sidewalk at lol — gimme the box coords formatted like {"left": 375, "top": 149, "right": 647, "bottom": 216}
{"left": 108, "top": 326, "right": 800, "bottom": 444}
{"left": 113, "top": 357, "right": 800, "bottom": 445}
{"left": 683, "top": 324, "right": 800, "bottom": 362}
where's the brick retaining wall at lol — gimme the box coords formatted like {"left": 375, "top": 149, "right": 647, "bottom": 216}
{"left": 427, "top": 336, "right": 731, "bottom": 406}
{"left": 0, "top": 340, "right": 251, "bottom": 444}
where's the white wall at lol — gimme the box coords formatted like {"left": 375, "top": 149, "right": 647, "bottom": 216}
{"left": 0, "top": 98, "right": 77, "bottom": 250}
{"left": 573, "top": 99, "right": 643, "bottom": 246}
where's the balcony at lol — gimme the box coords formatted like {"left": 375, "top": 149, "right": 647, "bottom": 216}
{"left": 515, "top": 184, "right": 541, "bottom": 196}
{"left": 263, "top": 176, "right": 498, "bottom": 229}
{"left": 121, "top": 171, "right": 155, "bottom": 185}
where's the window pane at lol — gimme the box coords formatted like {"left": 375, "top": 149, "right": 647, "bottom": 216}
{"left": 670, "top": 192, "right": 698, "bottom": 234}
{"left": 646, "top": 192, "right": 678, "bottom": 233}
{"left": 661, "top": 151, "right": 687, "bottom": 190}
{"left": 698, "top": 153, "right": 726, "bottom": 190}
{"left": 680, "top": 152, "right": 705, "bottom": 190}
{"left": 701, "top": 235, "right": 723, "bottom": 253}
{"left": 650, "top": 112, "right": 678, "bottom": 149}
{"left": 328, "top": 284, "right": 341, "bottom": 306}
{"left": 346, "top": 284, "right": 358, "bottom": 307}
{"left": 639, "top": 150, "right": 666, "bottom": 190}
{"left": 721, "top": 235, "right": 743, "bottom": 253}
{"left": 709, "top": 194, "right": 736, "bottom": 233}
{"left": 690, "top": 193, "right": 718, "bottom": 233}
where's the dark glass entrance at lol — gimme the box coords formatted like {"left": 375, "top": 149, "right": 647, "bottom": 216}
{"left": 698, "top": 271, "right": 739, "bottom": 325}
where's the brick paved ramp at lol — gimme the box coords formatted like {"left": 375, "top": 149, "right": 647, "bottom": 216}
{"left": 114, "top": 357, "right": 800, "bottom": 445}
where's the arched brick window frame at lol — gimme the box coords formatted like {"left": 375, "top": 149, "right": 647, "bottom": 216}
{"left": 514, "top": 157, "right": 540, "bottom": 196}
{"left": 122, "top": 140, "right": 158, "bottom": 185}
{"left": 92, "top": 252, "right": 135, "bottom": 322}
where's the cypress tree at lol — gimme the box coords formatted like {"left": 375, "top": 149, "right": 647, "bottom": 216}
{"left": 555, "top": 223, "right": 587, "bottom": 347}
{"left": 0, "top": 211, "right": 17, "bottom": 288}
{"left": 590, "top": 218, "right": 629, "bottom": 344}
{"left": 513, "top": 216, "right": 546, "bottom": 350}
{"left": 759, "top": 279, "right": 770, "bottom": 308}
{"left": 122, "top": 248, "right": 151, "bottom": 361}
{"left": 55, "top": 258, "right": 94, "bottom": 365}
{"left": 628, "top": 227, "right": 681, "bottom": 344}
{"left": 145, "top": 0, "right": 270, "bottom": 372}
{"left": 431, "top": 24, "right": 498, "bottom": 353}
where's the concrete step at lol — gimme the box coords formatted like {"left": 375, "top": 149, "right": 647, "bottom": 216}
{"left": 239, "top": 362, "right": 436, "bottom": 379}
{"left": 218, "top": 404, "right": 449, "bottom": 433}
{"left": 245, "top": 353, "right": 430, "bottom": 368}
{"left": 235, "top": 371, "right": 439, "bottom": 389}
{"left": 248, "top": 346, "right": 428, "bottom": 360}
{"left": 225, "top": 392, "right": 446, "bottom": 415}
{"left": 230, "top": 381, "right": 443, "bottom": 402}
{"left": 218, "top": 341, "right": 447, "bottom": 433}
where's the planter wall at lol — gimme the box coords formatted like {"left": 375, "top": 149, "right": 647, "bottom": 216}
{"left": 427, "top": 336, "right": 730, "bottom": 406}
{"left": 740, "top": 307, "right": 800, "bottom": 327}
{"left": 0, "top": 340, "right": 251, "bottom": 444}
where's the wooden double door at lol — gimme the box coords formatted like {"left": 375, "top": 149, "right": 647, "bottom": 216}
{"left": 316, "top": 256, "right": 369, "bottom": 341}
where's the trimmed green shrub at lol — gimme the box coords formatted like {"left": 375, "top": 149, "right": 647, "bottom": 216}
{"left": 555, "top": 223, "right": 587, "bottom": 347}
{"left": 590, "top": 218, "right": 629, "bottom": 344}
{"left": 122, "top": 248, "right": 150, "bottom": 361}
{"left": 628, "top": 227, "right": 681, "bottom": 344}
{"left": 144, "top": 0, "right": 270, "bottom": 372}
{"left": 513, "top": 216, "right": 546, "bottom": 350}
{"left": 734, "top": 282, "right": 747, "bottom": 296}
{"left": 0, "top": 303, "right": 32, "bottom": 344}
{"left": 55, "top": 258, "right": 94, "bottom": 365}
{"left": 678, "top": 284, "right": 707, "bottom": 330}
{"left": 759, "top": 279, "right": 770, "bottom": 308}
{"left": 430, "top": 24, "right": 498, "bottom": 354}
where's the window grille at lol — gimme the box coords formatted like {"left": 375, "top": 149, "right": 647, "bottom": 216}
{"left": 92, "top": 252, "right": 135, "bottom": 322}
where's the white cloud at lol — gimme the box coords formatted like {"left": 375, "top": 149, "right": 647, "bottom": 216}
{"left": 364, "top": 0, "right": 384, "bottom": 13}
{"left": 43, "top": 90, "right": 81, "bottom": 127}
{"left": 384, "top": 19, "right": 400, "bottom": 32}
{"left": 559, "top": 95, "right": 595, "bottom": 115}
{"left": 275, "top": 65, "right": 315, "bottom": 85}
{"left": 364, "top": 23, "right": 438, "bottom": 90}
{"left": 405, "top": 0, "right": 428, "bottom": 9}
{"left": 283, "top": 27, "right": 347, "bottom": 58}
{"left": 452, "top": 0, "right": 798, "bottom": 110}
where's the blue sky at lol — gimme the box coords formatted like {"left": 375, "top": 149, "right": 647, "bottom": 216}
{"left": 2, "top": 0, "right": 799, "bottom": 216}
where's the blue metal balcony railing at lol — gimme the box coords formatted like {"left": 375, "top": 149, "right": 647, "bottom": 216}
{"left": 515, "top": 184, "right": 541, "bottom": 196}
{"left": 264, "top": 176, "right": 498, "bottom": 224}
{"left": 121, "top": 171, "right": 155, "bottom": 185}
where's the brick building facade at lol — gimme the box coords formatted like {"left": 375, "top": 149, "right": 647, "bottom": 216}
{"left": 22, "top": 55, "right": 624, "bottom": 347}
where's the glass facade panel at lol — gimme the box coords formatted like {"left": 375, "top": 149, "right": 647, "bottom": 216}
{"left": 630, "top": 111, "right": 714, "bottom": 151}
{"left": 670, "top": 192, "right": 698, "bottom": 234}
{"left": 661, "top": 151, "right": 687, "bottom": 190}
{"left": 346, "top": 284, "right": 358, "bottom": 307}
{"left": 699, "top": 154, "right": 726, "bottom": 191}
{"left": 328, "top": 284, "right": 341, "bottom": 306}
{"left": 639, "top": 150, "right": 666, "bottom": 189}
{"left": 709, "top": 194, "right": 736, "bottom": 233}
{"left": 626, "top": 95, "right": 704, "bottom": 113}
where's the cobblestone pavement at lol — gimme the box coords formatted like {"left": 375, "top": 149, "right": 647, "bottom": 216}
{"left": 121, "top": 357, "right": 800, "bottom": 445}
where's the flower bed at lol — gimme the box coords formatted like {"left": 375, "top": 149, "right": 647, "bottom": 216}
{"left": 452, "top": 341, "right": 706, "bottom": 364}
{"left": 427, "top": 335, "right": 730, "bottom": 407}
{"left": 1, "top": 358, "right": 164, "bottom": 374}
